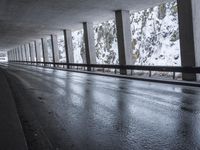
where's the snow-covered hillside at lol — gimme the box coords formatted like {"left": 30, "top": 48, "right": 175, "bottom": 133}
{"left": 56, "top": 0, "right": 180, "bottom": 67}
{"left": 130, "top": 1, "right": 180, "bottom": 66}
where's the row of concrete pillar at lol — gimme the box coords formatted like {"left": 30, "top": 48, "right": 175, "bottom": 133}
{"left": 7, "top": 0, "right": 200, "bottom": 81}
{"left": 8, "top": 10, "right": 132, "bottom": 69}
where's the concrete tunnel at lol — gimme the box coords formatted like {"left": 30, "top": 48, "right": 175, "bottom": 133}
{"left": 0, "top": 0, "right": 200, "bottom": 149}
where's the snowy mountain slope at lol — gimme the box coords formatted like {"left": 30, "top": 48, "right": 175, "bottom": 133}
{"left": 56, "top": 0, "right": 180, "bottom": 67}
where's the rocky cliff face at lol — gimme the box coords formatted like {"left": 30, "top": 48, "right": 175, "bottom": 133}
{"left": 57, "top": 0, "right": 180, "bottom": 67}
{"left": 130, "top": 0, "right": 180, "bottom": 66}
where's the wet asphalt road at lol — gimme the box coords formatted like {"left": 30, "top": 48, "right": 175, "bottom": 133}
{"left": 2, "top": 64, "right": 200, "bottom": 150}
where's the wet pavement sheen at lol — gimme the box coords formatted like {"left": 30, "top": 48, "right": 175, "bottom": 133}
{"left": 3, "top": 64, "right": 200, "bottom": 150}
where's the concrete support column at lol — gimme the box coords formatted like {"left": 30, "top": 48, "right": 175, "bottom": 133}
{"left": 12, "top": 50, "right": 14, "bottom": 61}
{"left": 11, "top": 51, "right": 13, "bottom": 61}
{"left": 18, "top": 47, "right": 21, "bottom": 61}
{"left": 64, "top": 29, "right": 74, "bottom": 66}
{"left": 51, "top": 35, "right": 59, "bottom": 67}
{"left": 9, "top": 51, "right": 11, "bottom": 61}
{"left": 29, "top": 42, "right": 35, "bottom": 62}
{"left": 191, "top": 0, "right": 200, "bottom": 81}
{"left": 25, "top": 44, "right": 30, "bottom": 61}
{"left": 10, "top": 51, "right": 13, "bottom": 61}
{"left": 18, "top": 47, "right": 22, "bottom": 61}
{"left": 17, "top": 47, "right": 20, "bottom": 61}
{"left": 20, "top": 46, "right": 24, "bottom": 61}
{"left": 22, "top": 45, "right": 27, "bottom": 61}
{"left": 19, "top": 47, "right": 23, "bottom": 61}
{"left": 83, "top": 22, "right": 96, "bottom": 71}
{"left": 16, "top": 47, "right": 20, "bottom": 61}
{"left": 14, "top": 49, "right": 17, "bottom": 61}
{"left": 115, "top": 10, "right": 132, "bottom": 75}
{"left": 35, "top": 40, "right": 42, "bottom": 62}
{"left": 7, "top": 51, "right": 10, "bottom": 61}
{"left": 177, "top": 0, "right": 197, "bottom": 81}
{"left": 11, "top": 50, "right": 13, "bottom": 61}
{"left": 7, "top": 51, "right": 9, "bottom": 61}
{"left": 15, "top": 48, "right": 19, "bottom": 61}
{"left": 15, "top": 48, "right": 18, "bottom": 61}
{"left": 16, "top": 48, "right": 20, "bottom": 61}
{"left": 42, "top": 37, "right": 49, "bottom": 63}
{"left": 10, "top": 51, "right": 12, "bottom": 61}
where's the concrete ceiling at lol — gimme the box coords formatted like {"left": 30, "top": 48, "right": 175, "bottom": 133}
{"left": 0, "top": 0, "right": 170, "bottom": 50}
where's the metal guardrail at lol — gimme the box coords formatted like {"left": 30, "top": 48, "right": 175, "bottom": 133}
{"left": 10, "top": 61, "right": 200, "bottom": 80}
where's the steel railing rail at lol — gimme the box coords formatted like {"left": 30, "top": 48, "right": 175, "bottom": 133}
{"left": 9, "top": 60, "right": 200, "bottom": 80}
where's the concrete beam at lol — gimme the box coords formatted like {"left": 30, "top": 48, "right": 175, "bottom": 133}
{"left": 83, "top": 22, "right": 96, "bottom": 71}
{"left": 51, "top": 35, "right": 59, "bottom": 66}
{"left": 64, "top": 29, "right": 74, "bottom": 65}
{"left": 177, "top": 0, "right": 197, "bottom": 81}
{"left": 115, "top": 10, "right": 132, "bottom": 75}
{"left": 42, "top": 37, "right": 49, "bottom": 63}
